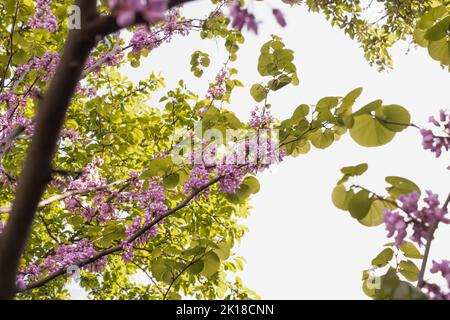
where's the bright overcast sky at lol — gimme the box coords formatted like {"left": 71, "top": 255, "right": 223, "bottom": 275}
{"left": 70, "top": 2, "right": 450, "bottom": 299}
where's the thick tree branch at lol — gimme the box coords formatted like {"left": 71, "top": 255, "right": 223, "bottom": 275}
{"left": 0, "top": 1, "right": 100, "bottom": 299}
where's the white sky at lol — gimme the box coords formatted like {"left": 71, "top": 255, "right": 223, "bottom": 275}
{"left": 70, "top": 1, "right": 450, "bottom": 299}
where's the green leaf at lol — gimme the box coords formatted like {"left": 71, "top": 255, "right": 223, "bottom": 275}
{"left": 385, "top": 176, "right": 421, "bottom": 198}
{"left": 183, "top": 246, "right": 206, "bottom": 256}
{"left": 376, "top": 105, "right": 411, "bottom": 132}
{"left": 187, "top": 261, "right": 204, "bottom": 275}
{"left": 331, "top": 184, "right": 354, "bottom": 211}
{"left": 201, "top": 252, "right": 221, "bottom": 277}
{"left": 102, "top": 133, "right": 114, "bottom": 145}
{"left": 342, "top": 115, "right": 355, "bottom": 128}
{"left": 376, "top": 269, "right": 428, "bottom": 300}
{"left": 344, "top": 87, "right": 363, "bottom": 103}
{"left": 226, "top": 176, "right": 260, "bottom": 204}
{"left": 362, "top": 277, "right": 377, "bottom": 298}
{"left": 359, "top": 200, "right": 386, "bottom": 227}
{"left": 428, "top": 38, "right": 450, "bottom": 65}
{"left": 214, "top": 241, "right": 231, "bottom": 261}
{"left": 66, "top": 119, "right": 79, "bottom": 130}
{"left": 250, "top": 84, "right": 267, "bottom": 103}
{"left": 338, "top": 87, "right": 363, "bottom": 115}
{"left": 372, "top": 248, "right": 394, "bottom": 267}
{"left": 399, "top": 260, "right": 420, "bottom": 282}
{"left": 292, "top": 104, "right": 310, "bottom": 120}
{"left": 308, "top": 129, "right": 334, "bottom": 149}
{"left": 348, "top": 190, "right": 373, "bottom": 220}
{"left": 268, "top": 75, "right": 292, "bottom": 91}
{"left": 163, "top": 173, "right": 180, "bottom": 189}
{"left": 151, "top": 260, "right": 167, "bottom": 281}
{"left": 353, "top": 100, "right": 382, "bottom": 116}
{"left": 166, "top": 292, "right": 182, "bottom": 300}
{"left": 257, "top": 52, "right": 274, "bottom": 76}
{"left": 425, "top": 16, "right": 450, "bottom": 41}
{"left": 316, "top": 96, "right": 340, "bottom": 110}
{"left": 242, "top": 176, "right": 260, "bottom": 194}
{"left": 140, "top": 158, "right": 173, "bottom": 179}
{"left": 341, "top": 163, "right": 368, "bottom": 176}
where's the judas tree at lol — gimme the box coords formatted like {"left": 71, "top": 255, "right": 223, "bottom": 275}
{"left": 0, "top": 0, "right": 448, "bottom": 300}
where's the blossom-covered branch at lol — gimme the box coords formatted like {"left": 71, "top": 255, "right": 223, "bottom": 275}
{"left": 0, "top": 179, "right": 129, "bottom": 214}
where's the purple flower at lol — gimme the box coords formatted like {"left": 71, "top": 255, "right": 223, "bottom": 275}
{"left": 129, "top": 8, "right": 191, "bottom": 53}
{"left": 109, "top": 0, "right": 168, "bottom": 27}
{"left": 142, "top": 0, "right": 168, "bottom": 23}
{"left": 383, "top": 191, "right": 449, "bottom": 247}
{"left": 398, "top": 191, "right": 420, "bottom": 213}
{"left": 28, "top": 0, "right": 58, "bottom": 32}
{"left": 183, "top": 165, "right": 211, "bottom": 198}
{"left": 431, "top": 260, "right": 450, "bottom": 286}
{"left": 249, "top": 107, "right": 274, "bottom": 129}
{"left": 206, "top": 68, "right": 228, "bottom": 100}
{"left": 229, "top": 2, "right": 259, "bottom": 34}
{"left": 217, "top": 164, "right": 244, "bottom": 194}
{"left": 109, "top": 0, "right": 142, "bottom": 27}
{"left": 421, "top": 110, "right": 450, "bottom": 158}
{"left": 272, "top": 9, "right": 287, "bottom": 27}
{"left": 246, "top": 14, "right": 259, "bottom": 34}
{"left": 230, "top": 2, "right": 247, "bottom": 30}
{"left": 383, "top": 210, "right": 407, "bottom": 247}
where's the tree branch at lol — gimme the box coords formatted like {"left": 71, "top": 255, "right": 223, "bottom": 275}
{"left": 0, "top": 0, "right": 100, "bottom": 300}
{"left": 17, "top": 175, "right": 222, "bottom": 293}
{"left": 163, "top": 249, "right": 211, "bottom": 300}
{"left": 417, "top": 192, "right": 450, "bottom": 288}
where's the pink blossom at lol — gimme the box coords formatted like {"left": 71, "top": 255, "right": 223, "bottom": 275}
{"left": 28, "top": 0, "right": 58, "bottom": 32}
{"left": 229, "top": 2, "right": 259, "bottom": 34}
{"left": 183, "top": 165, "right": 211, "bottom": 198}
{"left": 421, "top": 110, "right": 450, "bottom": 158}
{"left": 17, "top": 239, "right": 106, "bottom": 288}
{"left": 217, "top": 164, "right": 244, "bottom": 194}
{"left": 384, "top": 191, "right": 449, "bottom": 247}
{"left": 142, "top": 0, "right": 168, "bottom": 23}
{"left": 206, "top": 68, "right": 229, "bottom": 100}
{"left": 249, "top": 107, "right": 274, "bottom": 129}
{"left": 430, "top": 260, "right": 450, "bottom": 286}
{"left": 108, "top": 0, "right": 168, "bottom": 27}
{"left": 383, "top": 210, "right": 407, "bottom": 247}
{"left": 129, "top": 8, "right": 191, "bottom": 54}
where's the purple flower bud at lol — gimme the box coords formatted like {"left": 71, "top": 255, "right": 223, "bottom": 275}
{"left": 272, "top": 9, "right": 287, "bottom": 27}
